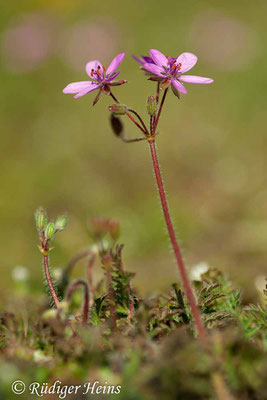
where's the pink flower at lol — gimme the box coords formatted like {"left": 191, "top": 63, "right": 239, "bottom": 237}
{"left": 140, "top": 49, "right": 213, "bottom": 95}
{"left": 63, "top": 53, "right": 126, "bottom": 103}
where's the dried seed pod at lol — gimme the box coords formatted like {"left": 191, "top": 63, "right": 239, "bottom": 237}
{"left": 110, "top": 114, "right": 124, "bottom": 137}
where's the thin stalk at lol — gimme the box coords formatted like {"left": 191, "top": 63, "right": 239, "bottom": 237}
{"left": 152, "top": 83, "right": 161, "bottom": 129}
{"left": 110, "top": 92, "right": 148, "bottom": 135}
{"left": 43, "top": 253, "right": 60, "bottom": 309}
{"left": 212, "top": 372, "right": 233, "bottom": 400}
{"left": 122, "top": 137, "right": 147, "bottom": 143}
{"left": 88, "top": 254, "right": 96, "bottom": 308}
{"left": 155, "top": 82, "right": 160, "bottom": 105}
{"left": 148, "top": 139, "right": 206, "bottom": 344}
{"left": 153, "top": 88, "right": 168, "bottom": 134}
{"left": 66, "top": 280, "right": 89, "bottom": 325}
{"left": 150, "top": 115, "right": 154, "bottom": 135}
{"left": 128, "top": 108, "right": 149, "bottom": 135}
{"left": 66, "top": 249, "right": 91, "bottom": 275}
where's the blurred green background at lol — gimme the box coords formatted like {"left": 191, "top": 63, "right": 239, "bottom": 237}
{"left": 0, "top": 0, "right": 266, "bottom": 298}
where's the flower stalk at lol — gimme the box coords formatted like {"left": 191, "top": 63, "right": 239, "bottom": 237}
{"left": 148, "top": 138, "right": 206, "bottom": 344}
{"left": 42, "top": 250, "right": 60, "bottom": 309}
{"left": 88, "top": 253, "right": 96, "bottom": 308}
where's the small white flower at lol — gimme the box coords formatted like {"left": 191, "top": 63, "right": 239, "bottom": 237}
{"left": 190, "top": 262, "right": 209, "bottom": 281}
{"left": 53, "top": 268, "right": 63, "bottom": 281}
{"left": 91, "top": 244, "right": 99, "bottom": 255}
{"left": 254, "top": 275, "right": 266, "bottom": 292}
{"left": 12, "top": 265, "right": 29, "bottom": 282}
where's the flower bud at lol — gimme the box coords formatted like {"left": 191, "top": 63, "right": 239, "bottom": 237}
{"left": 147, "top": 96, "right": 157, "bottom": 115}
{"left": 35, "top": 208, "right": 47, "bottom": 231}
{"left": 108, "top": 219, "right": 120, "bottom": 241}
{"left": 45, "top": 222, "right": 56, "bottom": 240}
{"left": 109, "top": 103, "right": 128, "bottom": 115}
{"left": 55, "top": 215, "right": 67, "bottom": 231}
{"left": 91, "top": 217, "right": 113, "bottom": 239}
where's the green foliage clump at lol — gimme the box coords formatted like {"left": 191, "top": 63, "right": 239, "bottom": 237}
{"left": 0, "top": 212, "right": 266, "bottom": 400}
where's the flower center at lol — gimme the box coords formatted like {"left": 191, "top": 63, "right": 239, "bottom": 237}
{"left": 165, "top": 60, "right": 182, "bottom": 77}
{"left": 170, "top": 62, "right": 182, "bottom": 74}
{"left": 90, "top": 65, "right": 106, "bottom": 81}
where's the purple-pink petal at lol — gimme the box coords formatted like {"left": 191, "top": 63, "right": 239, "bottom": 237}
{"left": 178, "top": 75, "right": 214, "bottom": 84}
{"left": 149, "top": 49, "right": 168, "bottom": 67}
{"left": 106, "top": 71, "right": 120, "bottom": 82}
{"left": 63, "top": 81, "right": 97, "bottom": 94}
{"left": 73, "top": 84, "right": 100, "bottom": 99}
{"left": 132, "top": 55, "right": 144, "bottom": 65}
{"left": 85, "top": 60, "right": 103, "bottom": 77}
{"left": 171, "top": 78, "right": 187, "bottom": 94}
{"left": 176, "top": 52, "right": 198, "bottom": 74}
{"left": 143, "top": 63, "right": 165, "bottom": 77}
{"left": 132, "top": 55, "right": 154, "bottom": 65}
{"left": 142, "top": 55, "right": 154, "bottom": 63}
{"left": 106, "top": 52, "right": 125, "bottom": 77}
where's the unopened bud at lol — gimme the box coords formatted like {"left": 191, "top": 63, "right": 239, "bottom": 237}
{"left": 35, "top": 208, "right": 47, "bottom": 231}
{"left": 55, "top": 215, "right": 67, "bottom": 231}
{"left": 91, "top": 217, "right": 109, "bottom": 238}
{"left": 108, "top": 219, "right": 120, "bottom": 241}
{"left": 109, "top": 103, "right": 128, "bottom": 115}
{"left": 109, "top": 79, "right": 127, "bottom": 87}
{"left": 45, "top": 222, "right": 56, "bottom": 240}
{"left": 147, "top": 96, "right": 157, "bottom": 115}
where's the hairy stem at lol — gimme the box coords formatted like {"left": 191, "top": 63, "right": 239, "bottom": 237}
{"left": 88, "top": 254, "right": 96, "bottom": 308}
{"left": 43, "top": 253, "right": 60, "bottom": 309}
{"left": 148, "top": 139, "right": 206, "bottom": 344}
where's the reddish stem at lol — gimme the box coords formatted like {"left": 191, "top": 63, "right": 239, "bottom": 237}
{"left": 66, "top": 249, "right": 91, "bottom": 274}
{"left": 110, "top": 92, "right": 148, "bottom": 135}
{"left": 88, "top": 254, "right": 96, "bottom": 308}
{"left": 128, "top": 109, "right": 149, "bottom": 135}
{"left": 43, "top": 252, "right": 60, "bottom": 309}
{"left": 155, "top": 82, "right": 160, "bottom": 105}
{"left": 66, "top": 280, "right": 89, "bottom": 325}
{"left": 148, "top": 139, "right": 206, "bottom": 344}
{"left": 153, "top": 88, "right": 168, "bottom": 134}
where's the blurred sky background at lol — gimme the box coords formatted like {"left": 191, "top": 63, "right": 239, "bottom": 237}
{"left": 0, "top": 0, "right": 267, "bottom": 299}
